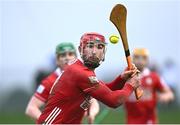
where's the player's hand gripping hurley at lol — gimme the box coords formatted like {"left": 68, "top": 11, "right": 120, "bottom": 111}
{"left": 110, "top": 4, "right": 143, "bottom": 100}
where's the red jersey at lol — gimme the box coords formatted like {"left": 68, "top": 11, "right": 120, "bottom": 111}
{"left": 37, "top": 59, "right": 134, "bottom": 124}
{"left": 34, "top": 68, "right": 62, "bottom": 102}
{"left": 125, "top": 68, "right": 166, "bottom": 124}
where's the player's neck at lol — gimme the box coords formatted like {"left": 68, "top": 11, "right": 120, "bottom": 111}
{"left": 79, "top": 58, "right": 95, "bottom": 71}
{"left": 83, "top": 63, "right": 95, "bottom": 71}
{"left": 59, "top": 65, "right": 64, "bottom": 71}
{"left": 87, "top": 67, "right": 95, "bottom": 71}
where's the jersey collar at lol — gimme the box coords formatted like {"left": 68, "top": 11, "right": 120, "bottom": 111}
{"left": 55, "top": 68, "right": 62, "bottom": 76}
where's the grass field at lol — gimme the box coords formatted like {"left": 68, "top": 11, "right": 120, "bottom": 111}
{"left": 0, "top": 106, "right": 180, "bottom": 124}
{"left": 94, "top": 107, "right": 180, "bottom": 124}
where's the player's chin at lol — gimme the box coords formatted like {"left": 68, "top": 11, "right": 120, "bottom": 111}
{"left": 84, "top": 59, "right": 100, "bottom": 69}
{"left": 89, "top": 56, "right": 100, "bottom": 62}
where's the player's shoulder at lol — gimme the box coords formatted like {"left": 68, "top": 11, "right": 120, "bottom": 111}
{"left": 46, "top": 72, "right": 58, "bottom": 81}
{"left": 65, "top": 59, "right": 94, "bottom": 77}
{"left": 66, "top": 59, "right": 91, "bottom": 72}
{"left": 149, "top": 71, "right": 161, "bottom": 79}
{"left": 41, "top": 71, "right": 58, "bottom": 86}
{"left": 149, "top": 71, "right": 159, "bottom": 76}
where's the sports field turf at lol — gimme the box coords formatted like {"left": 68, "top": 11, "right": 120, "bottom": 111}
{"left": 0, "top": 106, "right": 179, "bottom": 124}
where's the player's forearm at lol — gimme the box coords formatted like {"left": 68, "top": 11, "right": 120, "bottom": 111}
{"left": 165, "top": 92, "right": 174, "bottom": 101}
{"left": 86, "top": 99, "right": 99, "bottom": 124}
{"left": 158, "top": 90, "right": 174, "bottom": 103}
{"left": 89, "top": 99, "right": 100, "bottom": 116}
{"left": 91, "top": 84, "right": 133, "bottom": 108}
{"left": 165, "top": 86, "right": 175, "bottom": 101}
{"left": 25, "top": 105, "right": 42, "bottom": 120}
{"left": 106, "top": 75, "right": 127, "bottom": 90}
{"left": 158, "top": 85, "right": 175, "bottom": 103}
{"left": 169, "top": 91, "right": 174, "bottom": 100}
{"left": 110, "top": 84, "right": 133, "bottom": 107}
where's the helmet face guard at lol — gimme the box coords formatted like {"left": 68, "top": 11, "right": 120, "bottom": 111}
{"left": 79, "top": 33, "right": 107, "bottom": 69}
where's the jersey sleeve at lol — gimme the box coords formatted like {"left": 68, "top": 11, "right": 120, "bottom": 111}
{"left": 105, "top": 74, "right": 126, "bottom": 90}
{"left": 34, "top": 79, "right": 51, "bottom": 102}
{"left": 90, "top": 82, "right": 133, "bottom": 108}
{"left": 77, "top": 72, "right": 100, "bottom": 93}
{"left": 77, "top": 72, "right": 133, "bottom": 108}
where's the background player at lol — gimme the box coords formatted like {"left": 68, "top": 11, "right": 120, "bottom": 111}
{"left": 25, "top": 42, "right": 100, "bottom": 123}
{"left": 124, "top": 48, "right": 174, "bottom": 124}
{"left": 25, "top": 42, "right": 77, "bottom": 120}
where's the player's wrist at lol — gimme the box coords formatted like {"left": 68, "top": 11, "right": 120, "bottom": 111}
{"left": 119, "top": 74, "right": 127, "bottom": 83}
{"left": 123, "top": 84, "right": 134, "bottom": 94}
